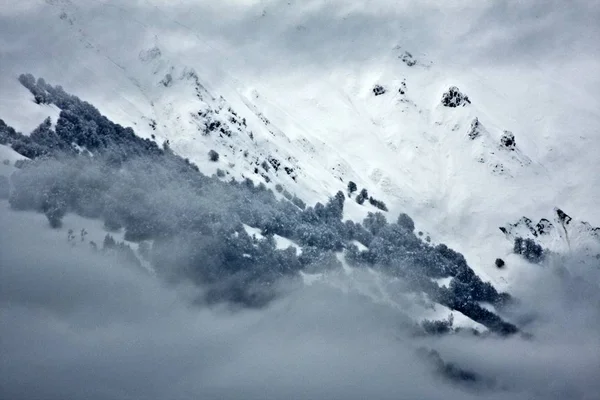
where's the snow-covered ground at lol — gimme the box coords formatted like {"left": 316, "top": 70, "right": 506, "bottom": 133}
{"left": 243, "top": 224, "right": 302, "bottom": 254}
{"left": 1, "top": 0, "right": 599, "bottom": 293}
{"left": 0, "top": 144, "right": 26, "bottom": 176}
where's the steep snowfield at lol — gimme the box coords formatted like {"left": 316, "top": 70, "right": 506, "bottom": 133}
{"left": 1, "top": 0, "right": 599, "bottom": 292}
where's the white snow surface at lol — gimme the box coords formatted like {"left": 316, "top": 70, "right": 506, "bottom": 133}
{"left": 0, "top": 144, "right": 26, "bottom": 176}
{"left": 1, "top": 0, "right": 599, "bottom": 292}
{"left": 243, "top": 224, "right": 302, "bottom": 254}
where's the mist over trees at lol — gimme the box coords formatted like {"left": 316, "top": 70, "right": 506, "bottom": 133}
{"left": 1, "top": 74, "right": 517, "bottom": 333}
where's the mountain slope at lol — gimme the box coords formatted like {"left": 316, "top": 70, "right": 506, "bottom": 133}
{"left": 1, "top": 0, "right": 599, "bottom": 291}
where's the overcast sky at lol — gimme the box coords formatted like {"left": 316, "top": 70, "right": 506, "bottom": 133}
{"left": 2, "top": 0, "right": 598, "bottom": 85}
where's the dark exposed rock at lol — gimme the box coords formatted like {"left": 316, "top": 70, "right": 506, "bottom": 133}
{"left": 555, "top": 208, "right": 572, "bottom": 226}
{"left": 372, "top": 85, "right": 386, "bottom": 96}
{"left": 500, "top": 130, "right": 516, "bottom": 150}
{"left": 536, "top": 218, "right": 554, "bottom": 235}
{"left": 441, "top": 86, "right": 471, "bottom": 107}
{"left": 398, "top": 80, "right": 407, "bottom": 95}
{"left": 268, "top": 156, "right": 280, "bottom": 171}
{"left": 502, "top": 215, "right": 560, "bottom": 238}
{"left": 467, "top": 117, "right": 481, "bottom": 140}
{"left": 509, "top": 217, "right": 538, "bottom": 237}
{"left": 495, "top": 258, "right": 505, "bottom": 268}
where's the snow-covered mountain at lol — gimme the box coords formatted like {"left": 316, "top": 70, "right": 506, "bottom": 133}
{"left": 2, "top": 1, "right": 599, "bottom": 294}
{"left": 2, "top": 1, "right": 600, "bottom": 398}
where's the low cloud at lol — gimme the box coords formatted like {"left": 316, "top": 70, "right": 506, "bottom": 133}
{"left": 0, "top": 206, "right": 456, "bottom": 400}
{"left": 2, "top": 204, "right": 600, "bottom": 400}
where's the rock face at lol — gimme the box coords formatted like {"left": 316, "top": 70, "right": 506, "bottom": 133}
{"left": 500, "top": 131, "right": 516, "bottom": 150}
{"left": 441, "top": 86, "right": 471, "bottom": 107}
{"left": 555, "top": 208, "right": 572, "bottom": 226}
{"left": 467, "top": 118, "right": 481, "bottom": 140}
{"left": 536, "top": 218, "right": 554, "bottom": 236}
{"left": 500, "top": 208, "right": 600, "bottom": 264}
{"left": 372, "top": 85, "right": 386, "bottom": 96}
{"left": 398, "top": 80, "right": 407, "bottom": 95}
{"left": 500, "top": 216, "right": 539, "bottom": 238}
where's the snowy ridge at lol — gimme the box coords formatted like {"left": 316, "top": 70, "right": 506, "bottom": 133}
{"left": 501, "top": 208, "right": 600, "bottom": 260}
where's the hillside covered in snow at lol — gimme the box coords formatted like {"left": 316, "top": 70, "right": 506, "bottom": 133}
{"left": 1, "top": 1, "right": 599, "bottom": 399}
{"left": 2, "top": 1, "right": 600, "bottom": 286}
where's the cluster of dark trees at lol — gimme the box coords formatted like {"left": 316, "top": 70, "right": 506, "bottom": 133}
{"left": 1, "top": 74, "right": 517, "bottom": 333}
{"left": 102, "top": 234, "right": 142, "bottom": 268}
{"left": 420, "top": 314, "right": 454, "bottom": 336}
{"left": 416, "top": 348, "right": 487, "bottom": 388}
{"left": 513, "top": 237, "right": 544, "bottom": 263}
{"left": 348, "top": 181, "right": 388, "bottom": 211}
{"left": 208, "top": 149, "right": 219, "bottom": 161}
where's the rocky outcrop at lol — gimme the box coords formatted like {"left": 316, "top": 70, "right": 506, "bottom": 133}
{"left": 500, "top": 131, "right": 515, "bottom": 150}
{"left": 373, "top": 85, "right": 386, "bottom": 96}
{"left": 398, "top": 80, "right": 407, "bottom": 95}
{"left": 500, "top": 216, "right": 539, "bottom": 238}
{"left": 441, "top": 86, "right": 471, "bottom": 107}
{"left": 467, "top": 118, "right": 481, "bottom": 140}
{"left": 536, "top": 218, "right": 554, "bottom": 236}
{"left": 555, "top": 208, "right": 572, "bottom": 226}
{"left": 500, "top": 208, "right": 600, "bottom": 261}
